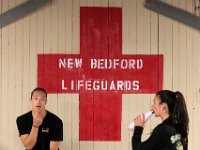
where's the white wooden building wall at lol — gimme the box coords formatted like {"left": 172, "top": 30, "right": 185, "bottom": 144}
{"left": 0, "top": 0, "right": 200, "bottom": 149}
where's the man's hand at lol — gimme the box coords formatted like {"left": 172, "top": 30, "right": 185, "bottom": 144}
{"left": 33, "top": 113, "right": 43, "bottom": 127}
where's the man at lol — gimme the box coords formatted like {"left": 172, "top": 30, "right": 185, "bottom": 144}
{"left": 16, "top": 87, "right": 63, "bottom": 150}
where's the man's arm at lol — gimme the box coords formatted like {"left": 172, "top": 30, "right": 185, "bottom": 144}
{"left": 50, "top": 141, "right": 60, "bottom": 150}
{"left": 20, "top": 112, "right": 43, "bottom": 149}
{"left": 20, "top": 126, "right": 39, "bottom": 149}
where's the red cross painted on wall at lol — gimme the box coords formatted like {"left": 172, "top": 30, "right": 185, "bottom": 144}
{"left": 38, "top": 7, "right": 163, "bottom": 141}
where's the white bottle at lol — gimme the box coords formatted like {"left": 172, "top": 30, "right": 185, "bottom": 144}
{"left": 128, "top": 111, "right": 153, "bottom": 132}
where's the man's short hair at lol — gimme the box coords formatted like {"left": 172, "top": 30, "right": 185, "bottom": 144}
{"left": 31, "top": 87, "right": 47, "bottom": 99}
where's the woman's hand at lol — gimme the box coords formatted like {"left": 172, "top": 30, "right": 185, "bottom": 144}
{"left": 134, "top": 113, "right": 145, "bottom": 127}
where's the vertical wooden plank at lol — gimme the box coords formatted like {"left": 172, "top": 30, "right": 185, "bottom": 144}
{"left": 71, "top": 94, "right": 79, "bottom": 150}
{"left": 43, "top": 1, "right": 52, "bottom": 54}
{"left": 22, "top": 4, "right": 31, "bottom": 113}
{"left": 41, "top": 0, "right": 58, "bottom": 129}
{"left": 57, "top": 94, "right": 79, "bottom": 150}
{"left": 14, "top": 0, "right": 29, "bottom": 148}
{"left": 0, "top": 0, "right": 2, "bottom": 148}
{"left": 1, "top": 0, "right": 9, "bottom": 149}
{"left": 136, "top": 0, "right": 144, "bottom": 54}
{"left": 7, "top": 0, "right": 16, "bottom": 148}
{"left": 69, "top": 3, "right": 80, "bottom": 150}
{"left": 41, "top": 1, "right": 57, "bottom": 125}
{"left": 0, "top": 1, "right": 2, "bottom": 149}
{"left": 44, "top": 0, "right": 59, "bottom": 127}
{"left": 71, "top": 0, "right": 80, "bottom": 54}
{"left": 100, "top": 1, "right": 121, "bottom": 150}
{"left": 107, "top": 0, "right": 122, "bottom": 7}
{"left": 192, "top": 0, "right": 200, "bottom": 147}
{"left": 129, "top": 95, "right": 141, "bottom": 148}
{"left": 122, "top": 0, "right": 137, "bottom": 54}
{"left": 15, "top": 1, "right": 32, "bottom": 147}
{"left": 150, "top": 10, "right": 159, "bottom": 54}
{"left": 171, "top": 0, "right": 179, "bottom": 90}
{"left": 65, "top": 0, "right": 81, "bottom": 150}
{"left": 80, "top": 0, "right": 90, "bottom": 7}
{"left": 36, "top": 5, "right": 44, "bottom": 54}
{"left": 121, "top": 0, "right": 137, "bottom": 149}
{"left": 79, "top": 1, "right": 93, "bottom": 150}
{"left": 159, "top": 0, "right": 173, "bottom": 89}
{"left": 107, "top": 142, "right": 121, "bottom": 150}
{"left": 109, "top": 1, "right": 122, "bottom": 149}
{"left": 29, "top": 12, "right": 37, "bottom": 89}
{"left": 149, "top": 1, "right": 160, "bottom": 130}
{"left": 57, "top": 0, "right": 69, "bottom": 149}
{"left": 80, "top": 142, "right": 94, "bottom": 150}
{"left": 50, "top": 0, "right": 58, "bottom": 54}
{"left": 58, "top": 0, "right": 66, "bottom": 53}
{"left": 122, "top": 94, "right": 133, "bottom": 150}
{"left": 143, "top": 2, "right": 154, "bottom": 136}
{"left": 138, "top": 1, "right": 157, "bottom": 125}
{"left": 192, "top": 30, "right": 200, "bottom": 150}
{"left": 143, "top": 1, "right": 151, "bottom": 53}
{"left": 185, "top": 31, "right": 194, "bottom": 150}
{"left": 185, "top": 1, "right": 196, "bottom": 149}
{"left": 65, "top": 0, "right": 73, "bottom": 53}
{"left": 56, "top": 94, "right": 71, "bottom": 149}
{"left": 122, "top": 0, "right": 137, "bottom": 149}
{"left": 14, "top": 0, "right": 25, "bottom": 149}
{"left": 178, "top": 0, "right": 187, "bottom": 93}
{"left": 27, "top": 12, "right": 37, "bottom": 146}
{"left": 135, "top": 1, "right": 145, "bottom": 141}
{"left": 50, "top": 0, "right": 59, "bottom": 113}
{"left": 193, "top": 2, "right": 200, "bottom": 150}
{"left": 185, "top": 26, "right": 194, "bottom": 150}
{"left": 136, "top": 0, "right": 152, "bottom": 141}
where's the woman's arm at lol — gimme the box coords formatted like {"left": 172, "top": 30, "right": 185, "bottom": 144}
{"left": 132, "top": 125, "right": 164, "bottom": 150}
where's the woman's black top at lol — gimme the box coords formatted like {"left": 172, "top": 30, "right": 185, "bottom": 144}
{"left": 132, "top": 117, "right": 187, "bottom": 150}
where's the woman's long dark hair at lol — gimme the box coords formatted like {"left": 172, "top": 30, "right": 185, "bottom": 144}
{"left": 156, "top": 90, "right": 189, "bottom": 148}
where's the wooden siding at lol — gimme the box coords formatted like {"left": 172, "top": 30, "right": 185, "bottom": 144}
{"left": 0, "top": 0, "right": 199, "bottom": 149}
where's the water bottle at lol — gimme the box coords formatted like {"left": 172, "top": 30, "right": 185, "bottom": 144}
{"left": 128, "top": 111, "right": 153, "bottom": 132}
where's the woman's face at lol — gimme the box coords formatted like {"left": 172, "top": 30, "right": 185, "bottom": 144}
{"left": 152, "top": 95, "right": 163, "bottom": 117}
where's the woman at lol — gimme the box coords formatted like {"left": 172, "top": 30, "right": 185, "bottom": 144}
{"left": 132, "top": 90, "right": 189, "bottom": 150}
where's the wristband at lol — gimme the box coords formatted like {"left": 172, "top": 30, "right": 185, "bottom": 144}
{"left": 33, "top": 125, "right": 39, "bottom": 128}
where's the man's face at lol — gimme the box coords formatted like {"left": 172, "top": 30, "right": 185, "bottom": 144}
{"left": 31, "top": 90, "right": 47, "bottom": 113}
